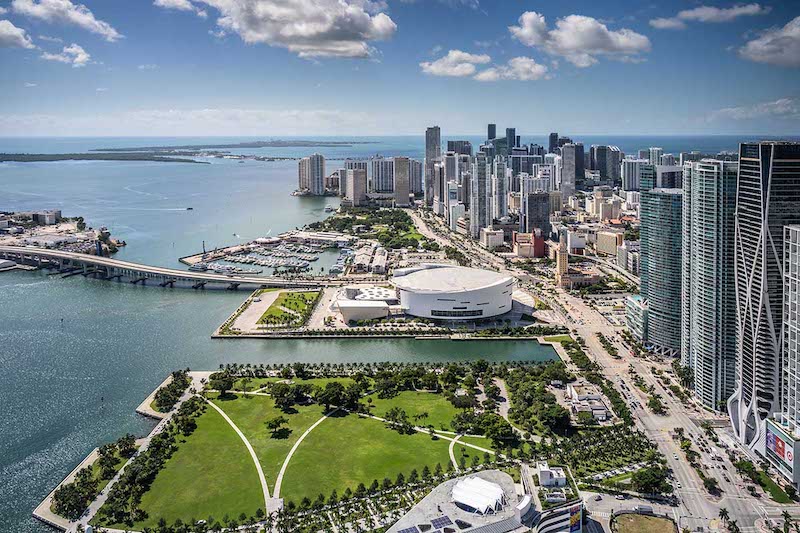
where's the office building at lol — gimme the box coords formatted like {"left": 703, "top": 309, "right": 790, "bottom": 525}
{"left": 505, "top": 127, "right": 516, "bottom": 156}
{"left": 371, "top": 156, "right": 394, "bottom": 193}
{"left": 729, "top": 142, "right": 800, "bottom": 451}
{"left": 549, "top": 132, "right": 559, "bottom": 153}
{"left": 640, "top": 188, "right": 683, "bottom": 356}
{"left": 621, "top": 158, "right": 648, "bottom": 191}
{"left": 492, "top": 157, "right": 508, "bottom": 221}
{"left": 447, "top": 140, "right": 473, "bottom": 156}
{"left": 596, "top": 230, "right": 624, "bottom": 256}
{"left": 648, "top": 147, "right": 663, "bottom": 166}
{"left": 425, "top": 126, "right": 441, "bottom": 206}
{"left": 520, "top": 191, "right": 551, "bottom": 236}
{"left": 470, "top": 152, "right": 491, "bottom": 239}
{"left": 560, "top": 143, "right": 584, "bottom": 200}
{"left": 766, "top": 226, "right": 800, "bottom": 487}
{"left": 661, "top": 153, "right": 676, "bottom": 166}
{"left": 410, "top": 158, "right": 424, "bottom": 195}
{"left": 298, "top": 153, "right": 325, "bottom": 195}
{"left": 394, "top": 157, "right": 411, "bottom": 207}
{"left": 345, "top": 168, "right": 367, "bottom": 207}
{"left": 487, "top": 123, "right": 496, "bottom": 140}
{"left": 432, "top": 162, "right": 446, "bottom": 216}
{"left": 681, "top": 160, "right": 738, "bottom": 411}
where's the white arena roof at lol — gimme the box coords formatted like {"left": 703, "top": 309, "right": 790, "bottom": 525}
{"left": 452, "top": 476, "right": 506, "bottom": 514}
{"left": 392, "top": 264, "right": 511, "bottom": 294}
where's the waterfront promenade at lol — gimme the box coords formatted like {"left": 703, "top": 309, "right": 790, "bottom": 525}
{"left": 0, "top": 245, "right": 345, "bottom": 290}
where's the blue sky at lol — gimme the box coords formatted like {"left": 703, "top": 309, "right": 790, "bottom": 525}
{"left": 0, "top": 0, "right": 798, "bottom": 136}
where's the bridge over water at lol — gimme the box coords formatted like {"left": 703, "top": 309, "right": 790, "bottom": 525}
{"left": 0, "top": 245, "right": 335, "bottom": 290}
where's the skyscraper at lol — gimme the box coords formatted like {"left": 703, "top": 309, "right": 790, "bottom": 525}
{"left": 560, "top": 143, "right": 584, "bottom": 200}
{"left": 640, "top": 188, "right": 682, "bottom": 356}
{"left": 345, "top": 168, "right": 367, "bottom": 207}
{"left": 410, "top": 159, "right": 423, "bottom": 194}
{"left": 299, "top": 153, "right": 325, "bottom": 195}
{"left": 447, "top": 140, "right": 473, "bottom": 156}
{"left": 425, "top": 126, "right": 441, "bottom": 206}
{"left": 682, "top": 160, "right": 738, "bottom": 411}
{"left": 370, "top": 156, "right": 394, "bottom": 193}
{"left": 487, "top": 123, "right": 496, "bottom": 140}
{"left": 520, "top": 191, "right": 551, "bottom": 235}
{"left": 649, "top": 147, "right": 663, "bottom": 166}
{"left": 505, "top": 128, "right": 516, "bottom": 156}
{"left": 549, "top": 132, "right": 559, "bottom": 154}
{"left": 621, "top": 158, "right": 649, "bottom": 191}
{"left": 491, "top": 157, "right": 508, "bottom": 221}
{"left": 470, "top": 152, "right": 490, "bottom": 239}
{"left": 729, "top": 142, "right": 800, "bottom": 450}
{"left": 393, "top": 157, "right": 411, "bottom": 207}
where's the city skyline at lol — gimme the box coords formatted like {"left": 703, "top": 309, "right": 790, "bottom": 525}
{"left": 0, "top": 1, "right": 798, "bottom": 136}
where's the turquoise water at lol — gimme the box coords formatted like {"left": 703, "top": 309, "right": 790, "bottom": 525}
{"left": 0, "top": 141, "right": 559, "bottom": 533}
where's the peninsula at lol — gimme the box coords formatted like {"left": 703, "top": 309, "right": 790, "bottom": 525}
{"left": 0, "top": 152, "right": 209, "bottom": 164}
{"left": 92, "top": 139, "right": 375, "bottom": 152}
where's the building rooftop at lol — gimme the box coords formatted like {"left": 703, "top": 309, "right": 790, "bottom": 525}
{"left": 392, "top": 264, "right": 513, "bottom": 293}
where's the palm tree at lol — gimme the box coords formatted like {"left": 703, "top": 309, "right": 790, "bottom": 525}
{"left": 718, "top": 507, "right": 729, "bottom": 523}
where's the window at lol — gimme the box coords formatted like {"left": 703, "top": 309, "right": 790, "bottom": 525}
{"left": 431, "top": 309, "right": 483, "bottom": 317}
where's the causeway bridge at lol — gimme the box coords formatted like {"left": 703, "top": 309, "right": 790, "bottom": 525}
{"left": 0, "top": 245, "right": 334, "bottom": 290}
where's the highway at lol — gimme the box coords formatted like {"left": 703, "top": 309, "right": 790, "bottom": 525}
{"left": 0, "top": 245, "right": 342, "bottom": 289}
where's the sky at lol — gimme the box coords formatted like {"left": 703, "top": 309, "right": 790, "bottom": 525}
{"left": 0, "top": 0, "right": 798, "bottom": 137}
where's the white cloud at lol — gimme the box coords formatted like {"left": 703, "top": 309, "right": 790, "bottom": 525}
{"left": 95, "top": 87, "right": 108, "bottom": 92}
{"left": 41, "top": 42, "right": 90, "bottom": 67}
{"left": 0, "top": 19, "right": 35, "bottom": 48}
{"left": 153, "top": 0, "right": 208, "bottom": 19}
{"left": 0, "top": 6, "right": 7, "bottom": 14}
{"left": 38, "top": 33, "right": 62, "bottom": 42}
{"left": 138, "top": 63, "right": 158, "bottom": 70}
{"left": 419, "top": 49, "right": 490, "bottom": 77}
{"left": 190, "top": 0, "right": 396, "bottom": 58}
{"left": 650, "top": 3, "right": 770, "bottom": 30}
{"left": 739, "top": 16, "right": 800, "bottom": 67}
{"left": 11, "top": 0, "right": 122, "bottom": 42}
{"left": 709, "top": 97, "right": 800, "bottom": 120}
{"left": 509, "top": 11, "right": 650, "bottom": 67}
{"left": 474, "top": 56, "right": 549, "bottom": 82}
{"left": 24, "top": 81, "right": 37, "bottom": 87}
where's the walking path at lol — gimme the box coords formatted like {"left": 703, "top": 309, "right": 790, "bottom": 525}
{"left": 448, "top": 435, "right": 462, "bottom": 470}
{"left": 272, "top": 408, "right": 339, "bottom": 498}
{"left": 204, "top": 398, "right": 272, "bottom": 507}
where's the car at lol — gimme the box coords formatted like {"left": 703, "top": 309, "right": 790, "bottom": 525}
{"left": 673, "top": 454, "right": 679, "bottom": 460}
{"left": 676, "top": 482, "right": 682, "bottom": 488}
{"left": 615, "top": 494, "right": 626, "bottom": 500}
{"left": 594, "top": 494, "right": 602, "bottom": 501}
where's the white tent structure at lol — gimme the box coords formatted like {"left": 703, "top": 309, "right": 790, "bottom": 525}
{"left": 451, "top": 476, "right": 507, "bottom": 514}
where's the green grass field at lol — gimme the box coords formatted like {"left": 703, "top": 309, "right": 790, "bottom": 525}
{"left": 101, "top": 405, "right": 263, "bottom": 529}
{"left": 279, "top": 412, "right": 451, "bottom": 504}
{"left": 210, "top": 393, "right": 327, "bottom": 482}
{"left": 365, "top": 390, "right": 461, "bottom": 431}
{"left": 232, "top": 376, "right": 356, "bottom": 391}
{"left": 758, "top": 470, "right": 792, "bottom": 503}
{"left": 543, "top": 335, "right": 573, "bottom": 343}
{"left": 614, "top": 514, "right": 676, "bottom": 533}
{"left": 257, "top": 291, "right": 320, "bottom": 325}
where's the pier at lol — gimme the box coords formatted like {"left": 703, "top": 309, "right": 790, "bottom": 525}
{"left": 0, "top": 245, "right": 341, "bottom": 290}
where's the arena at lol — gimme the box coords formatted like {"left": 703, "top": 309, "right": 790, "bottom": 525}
{"left": 391, "top": 264, "right": 514, "bottom": 320}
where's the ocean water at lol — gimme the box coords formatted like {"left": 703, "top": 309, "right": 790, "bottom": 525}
{"left": 0, "top": 137, "right": 561, "bottom": 533}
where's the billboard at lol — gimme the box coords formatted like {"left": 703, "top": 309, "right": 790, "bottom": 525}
{"left": 766, "top": 420, "right": 795, "bottom": 473}
{"left": 569, "top": 503, "right": 582, "bottom": 533}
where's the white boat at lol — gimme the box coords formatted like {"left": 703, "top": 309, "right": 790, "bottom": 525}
{"left": 324, "top": 205, "right": 335, "bottom": 212}
{"left": 189, "top": 262, "right": 208, "bottom": 272}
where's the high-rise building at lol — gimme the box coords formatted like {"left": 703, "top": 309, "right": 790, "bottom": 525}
{"left": 589, "top": 145, "right": 621, "bottom": 183}
{"left": 560, "top": 143, "right": 584, "bottom": 200}
{"left": 298, "top": 153, "right": 325, "bottom": 195}
{"left": 729, "top": 142, "right": 800, "bottom": 451}
{"left": 640, "top": 188, "right": 683, "bottom": 356}
{"left": 447, "top": 140, "right": 473, "bottom": 156}
{"left": 649, "top": 147, "right": 663, "bottom": 166}
{"left": 492, "top": 157, "right": 508, "bottom": 221}
{"left": 370, "top": 156, "right": 394, "bottom": 192}
{"left": 345, "top": 168, "right": 367, "bottom": 207}
{"left": 520, "top": 191, "right": 551, "bottom": 235}
{"left": 549, "top": 132, "right": 559, "bottom": 154}
{"left": 425, "top": 126, "right": 441, "bottom": 206}
{"left": 681, "top": 160, "right": 738, "bottom": 411}
{"left": 410, "top": 159, "right": 424, "bottom": 194}
{"left": 433, "top": 162, "right": 446, "bottom": 216}
{"left": 622, "top": 158, "right": 649, "bottom": 191}
{"left": 505, "top": 128, "right": 516, "bottom": 156}
{"left": 394, "top": 157, "right": 411, "bottom": 207}
{"left": 766, "top": 226, "right": 800, "bottom": 487}
{"left": 487, "top": 123, "right": 496, "bottom": 140}
{"left": 470, "top": 152, "right": 491, "bottom": 239}
{"left": 640, "top": 163, "right": 656, "bottom": 191}
{"left": 637, "top": 149, "right": 649, "bottom": 160}
{"left": 343, "top": 159, "right": 368, "bottom": 197}
{"left": 661, "top": 153, "right": 676, "bottom": 166}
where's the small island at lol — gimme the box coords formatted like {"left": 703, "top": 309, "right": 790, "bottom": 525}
{"left": 0, "top": 152, "right": 209, "bottom": 164}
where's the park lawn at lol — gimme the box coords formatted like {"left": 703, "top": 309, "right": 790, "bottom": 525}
{"left": 257, "top": 290, "right": 320, "bottom": 325}
{"left": 232, "top": 377, "right": 275, "bottom": 391}
{"left": 758, "top": 471, "right": 792, "bottom": 503}
{"left": 210, "top": 394, "right": 327, "bottom": 483}
{"left": 365, "top": 390, "right": 461, "bottom": 431}
{"left": 99, "top": 405, "right": 263, "bottom": 529}
{"left": 279, "top": 412, "right": 451, "bottom": 505}
{"left": 543, "top": 335, "right": 573, "bottom": 343}
{"left": 455, "top": 435, "right": 495, "bottom": 452}
{"left": 233, "top": 376, "right": 357, "bottom": 391}
{"left": 613, "top": 514, "right": 675, "bottom": 533}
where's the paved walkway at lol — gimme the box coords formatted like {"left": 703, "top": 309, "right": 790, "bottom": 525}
{"left": 204, "top": 398, "right": 271, "bottom": 506}
{"left": 272, "top": 408, "right": 339, "bottom": 498}
{"left": 448, "top": 435, "right": 462, "bottom": 470}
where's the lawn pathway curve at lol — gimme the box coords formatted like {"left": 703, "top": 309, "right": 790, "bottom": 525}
{"left": 203, "top": 396, "right": 271, "bottom": 506}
